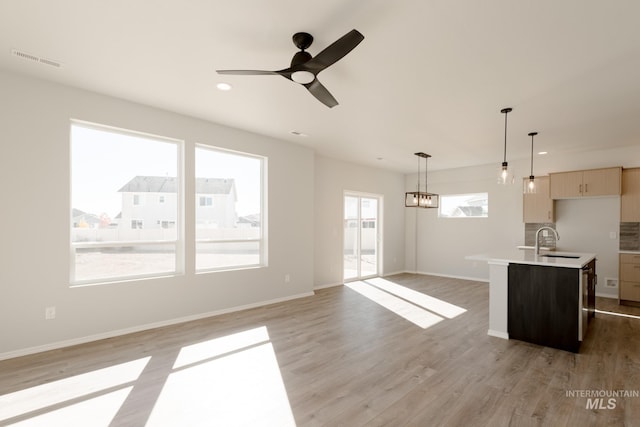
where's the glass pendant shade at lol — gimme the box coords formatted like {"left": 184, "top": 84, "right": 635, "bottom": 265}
{"left": 405, "top": 152, "right": 439, "bottom": 208}
{"left": 498, "top": 161, "right": 514, "bottom": 185}
{"left": 525, "top": 175, "right": 536, "bottom": 193}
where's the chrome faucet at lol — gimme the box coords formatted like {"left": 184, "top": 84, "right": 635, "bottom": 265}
{"left": 535, "top": 226, "right": 559, "bottom": 255}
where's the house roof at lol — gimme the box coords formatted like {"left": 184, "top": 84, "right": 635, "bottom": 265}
{"left": 71, "top": 208, "right": 101, "bottom": 224}
{"left": 118, "top": 176, "right": 234, "bottom": 194}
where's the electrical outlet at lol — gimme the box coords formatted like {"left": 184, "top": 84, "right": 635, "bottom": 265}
{"left": 609, "top": 231, "right": 617, "bottom": 239}
{"left": 45, "top": 306, "right": 56, "bottom": 320}
{"left": 285, "top": 274, "right": 290, "bottom": 283}
{"left": 605, "top": 278, "right": 618, "bottom": 288}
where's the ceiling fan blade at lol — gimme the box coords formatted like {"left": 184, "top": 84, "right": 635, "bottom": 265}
{"left": 303, "top": 29, "right": 364, "bottom": 74}
{"left": 304, "top": 79, "right": 338, "bottom": 108}
{"left": 216, "top": 70, "right": 279, "bottom": 75}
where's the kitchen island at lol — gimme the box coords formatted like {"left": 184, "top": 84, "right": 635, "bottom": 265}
{"left": 469, "top": 250, "right": 596, "bottom": 352}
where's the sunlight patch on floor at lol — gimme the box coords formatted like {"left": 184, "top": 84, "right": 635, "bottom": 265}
{"left": 0, "top": 357, "right": 150, "bottom": 426}
{"left": 7, "top": 387, "right": 133, "bottom": 427}
{"left": 174, "top": 326, "right": 270, "bottom": 369}
{"left": 364, "top": 277, "right": 467, "bottom": 318}
{"left": 147, "top": 327, "right": 296, "bottom": 427}
{"left": 346, "top": 281, "right": 444, "bottom": 328}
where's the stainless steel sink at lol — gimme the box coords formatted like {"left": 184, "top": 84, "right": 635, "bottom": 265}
{"left": 542, "top": 254, "right": 580, "bottom": 259}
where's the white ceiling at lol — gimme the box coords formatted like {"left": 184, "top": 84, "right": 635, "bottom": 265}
{"left": 2, "top": 1, "right": 640, "bottom": 173}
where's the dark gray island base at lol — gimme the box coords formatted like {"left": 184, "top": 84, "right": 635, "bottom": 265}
{"left": 508, "top": 258, "right": 596, "bottom": 352}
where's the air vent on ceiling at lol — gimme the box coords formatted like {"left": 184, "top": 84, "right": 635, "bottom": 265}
{"left": 11, "top": 49, "right": 62, "bottom": 69}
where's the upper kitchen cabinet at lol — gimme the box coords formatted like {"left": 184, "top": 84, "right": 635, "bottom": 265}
{"left": 550, "top": 167, "right": 621, "bottom": 199}
{"left": 523, "top": 176, "right": 554, "bottom": 223}
{"left": 621, "top": 168, "right": 640, "bottom": 222}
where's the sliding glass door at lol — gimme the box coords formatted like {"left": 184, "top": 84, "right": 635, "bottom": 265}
{"left": 344, "top": 193, "right": 381, "bottom": 281}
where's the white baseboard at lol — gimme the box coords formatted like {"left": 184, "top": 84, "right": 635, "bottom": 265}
{"left": 313, "top": 270, "right": 409, "bottom": 290}
{"left": 413, "top": 270, "right": 490, "bottom": 283}
{"left": 313, "top": 282, "right": 343, "bottom": 290}
{"left": 0, "top": 291, "right": 315, "bottom": 362}
{"left": 488, "top": 330, "right": 509, "bottom": 340}
{"left": 595, "top": 292, "right": 618, "bottom": 299}
{"left": 312, "top": 269, "right": 490, "bottom": 291}
{"left": 381, "top": 270, "right": 406, "bottom": 277}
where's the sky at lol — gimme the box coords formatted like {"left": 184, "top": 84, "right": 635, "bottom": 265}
{"left": 71, "top": 124, "right": 262, "bottom": 218}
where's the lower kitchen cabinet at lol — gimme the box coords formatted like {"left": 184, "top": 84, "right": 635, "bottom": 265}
{"left": 619, "top": 253, "right": 640, "bottom": 305}
{"left": 508, "top": 262, "right": 593, "bottom": 352}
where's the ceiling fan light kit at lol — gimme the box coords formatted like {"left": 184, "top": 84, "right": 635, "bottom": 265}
{"left": 291, "top": 70, "right": 315, "bottom": 84}
{"left": 217, "top": 29, "right": 364, "bottom": 108}
{"left": 405, "top": 152, "right": 439, "bottom": 208}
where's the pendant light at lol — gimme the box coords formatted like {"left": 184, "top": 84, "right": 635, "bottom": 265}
{"left": 405, "top": 152, "right": 439, "bottom": 208}
{"left": 498, "top": 107, "right": 514, "bottom": 185}
{"left": 525, "top": 132, "right": 538, "bottom": 193}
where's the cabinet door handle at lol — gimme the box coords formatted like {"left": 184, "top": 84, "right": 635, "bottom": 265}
{"left": 548, "top": 211, "right": 551, "bottom": 219}
{"left": 579, "top": 184, "right": 583, "bottom": 194}
{"left": 585, "top": 183, "right": 588, "bottom": 193}
{"left": 634, "top": 265, "right": 640, "bottom": 269}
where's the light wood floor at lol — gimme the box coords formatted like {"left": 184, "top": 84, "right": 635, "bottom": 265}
{"left": 1, "top": 274, "right": 639, "bottom": 426}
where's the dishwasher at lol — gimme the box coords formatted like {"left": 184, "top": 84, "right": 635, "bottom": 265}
{"left": 580, "top": 264, "right": 596, "bottom": 341}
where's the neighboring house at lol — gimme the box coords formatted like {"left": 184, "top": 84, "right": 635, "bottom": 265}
{"left": 71, "top": 208, "right": 101, "bottom": 228}
{"left": 118, "top": 176, "right": 237, "bottom": 230}
{"left": 237, "top": 213, "right": 261, "bottom": 228}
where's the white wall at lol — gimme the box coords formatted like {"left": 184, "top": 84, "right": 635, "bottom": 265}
{"left": 0, "top": 70, "right": 315, "bottom": 357}
{"left": 3, "top": 68, "right": 637, "bottom": 357}
{"left": 407, "top": 144, "right": 640, "bottom": 297}
{"left": 555, "top": 198, "right": 620, "bottom": 297}
{"left": 405, "top": 163, "right": 522, "bottom": 281}
{"left": 314, "top": 156, "right": 405, "bottom": 287}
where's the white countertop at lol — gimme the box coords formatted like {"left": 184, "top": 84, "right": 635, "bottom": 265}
{"left": 466, "top": 249, "right": 596, "bottom": 269}
{"left": 619, "top": 250, "right": 640, "bottom": 254}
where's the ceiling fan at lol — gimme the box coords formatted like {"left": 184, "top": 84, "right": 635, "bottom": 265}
{"left": 217, "top": 29, "right": 364, "bottom": 108}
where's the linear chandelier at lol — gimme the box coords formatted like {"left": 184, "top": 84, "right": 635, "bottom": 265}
{"left": 405, "top": 152, "right": 439, "bottom": 208}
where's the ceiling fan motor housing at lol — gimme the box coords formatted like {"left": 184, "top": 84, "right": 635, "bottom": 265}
{"left": 292, "top": 32, "right": 314, "bottom": 50}
{"left": 291, "top": 51, "right": 312, "bottom": 67}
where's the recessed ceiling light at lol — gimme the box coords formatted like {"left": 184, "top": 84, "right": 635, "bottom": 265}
{"left": 376, "top": 157, "right": 384, "bottom": 161}
{"left": 290, "top": 130, "right": 308, "bottom": 137}
{"left": 538, "top": 151, "right": 548, "bottom": 155}
{"left": 216, "top": 82, "right": 232, "bottom": 91}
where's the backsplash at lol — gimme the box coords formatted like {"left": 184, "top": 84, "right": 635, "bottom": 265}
{"left": 525, "top": 223, "right": 557, "bottom": 248}
{"left": 620, "top": 222, "right": 640, "bottom": 251}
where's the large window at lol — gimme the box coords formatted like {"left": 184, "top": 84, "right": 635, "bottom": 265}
{"left": 195, "top": 145, "right": 265, "bottom": 271}
{"left": 438, "top": 193, "right": 488, "bottom": 218}
{"left": 70, "top": 122, "right": 182, "bottom": 284}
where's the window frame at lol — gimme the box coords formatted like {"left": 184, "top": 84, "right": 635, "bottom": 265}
{"left": 194, "top": 143, "right": 267, "bottom": 273}
{"left": 69, "top": 120, "right": 184, "bottom": 286}
{"left": 437, "top": 192, "right": 489, "bottom": 219}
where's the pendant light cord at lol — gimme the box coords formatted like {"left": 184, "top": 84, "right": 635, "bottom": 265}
{"left": 503, "top": 111, "right": 508, "bottom": 163}
{"left": 417, "top": 155, "right": 421, "bottom": 193}
{"left": 530, "top": 134, "right": 534, "bottom": 176}
{"left": 424, "top": 156, "right": 428, "bottom": 192}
